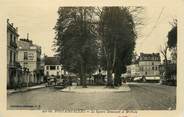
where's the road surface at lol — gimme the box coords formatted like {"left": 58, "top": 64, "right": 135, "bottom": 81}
{"left": 7, "top": 83, "right": 176, "bottom": 111}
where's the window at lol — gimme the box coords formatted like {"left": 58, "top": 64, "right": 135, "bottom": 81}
{"left": 10, "top": 34, "right": 13, "bottom": 43}
{"left": 12, "top": 35, "right": 14, "bottom": 42}
{"left": 152, "top": 62, "right": 154, "bottom": 65}
{"left": 10, "top": 50, "right": 12, "bottom": 64}
{"left": 152, "top": 67, "right": 154, "bottom": 70}
{"left": 24, "top": 52, "right": 28, "bottom": 60}
{"left": 11, "top": 51, "right": 14, "bottom": 64}
{"left": 57, "top": 66, "right": 59, "bottom": 70}
{"left": 50, "top": 66, "right": 56, "bottom": 70}
{"left": 13, "top": 52, "right": 16, "bottom": 64}
{"left": 28, "top": 52, "right": 34, "bottom": 60}
{"left": 155, "top": 66, "right": 157, "bottom": 70}
{"left": 46, "top": 66, "right": 49, "bottom": 70}
{"left": 14, "top": 36, "right": 16, "bottom": 43}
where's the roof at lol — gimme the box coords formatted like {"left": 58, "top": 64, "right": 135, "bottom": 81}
{"left": 139, "top": 53, "right": 161, "bottom": 61}
{"left": 140, "top": 53, "right": 160, "bottom": 57}
{"left": 7, "top": 19, "right": 19, "bottom": 36}
{"left": 17, "top": 39, "right": 41, "bottom": 51}
{"left": 45, "top": 57, "right": 60, "bottom": 65}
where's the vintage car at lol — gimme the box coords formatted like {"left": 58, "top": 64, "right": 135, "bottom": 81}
{"left": 46, "top": 76, "right": 56, "bottom": 87}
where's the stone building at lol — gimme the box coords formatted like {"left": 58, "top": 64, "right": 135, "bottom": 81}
{"left": 7, "top": 19, "right": 22, "bottom": 89}
{"left": 44, "top": 57, "right": 64, "bottom": 77}
{"left": 17, "top": 38, "right": 42, "bottom": 85}
{"left": 138, "top": 53, "right": 161, "bottom": 78}
{"left": 124, "top": 53, "right": 161, "bottom": 82}
{"left": 126, "top": 63, "right": 140, "bottom": 78}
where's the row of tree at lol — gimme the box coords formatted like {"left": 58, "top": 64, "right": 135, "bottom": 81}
{"left": 54, "top": 7, "right": 142, "bottom": 87}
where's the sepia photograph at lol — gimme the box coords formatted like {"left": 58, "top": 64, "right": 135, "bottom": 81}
{"left": 6, "top": 6, "right": 177, "bottom": 111}
{"left": 0, "top": 0, "right": 183, "bottom": 117}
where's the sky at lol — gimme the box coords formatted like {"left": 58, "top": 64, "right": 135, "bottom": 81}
{"left": 0, "top": 1, "right": 177, "bottom": 58}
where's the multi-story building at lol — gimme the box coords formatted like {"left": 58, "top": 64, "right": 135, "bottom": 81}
{"left": 7, "top": 19, "right": 21, "bottom": 89}
{"left": 44, "top": 57, "right": 64, "bottom": 77}
{"left": 124, "top": 53, "right": 161, "bottom": 82}
{"left": 126, "top": 64, "right": 140, "bottom": 78}
{"left": 17, "top": 38, "right": 42, "bottom": 84}
{"left": 138, "top": 53, "right": 161, "bottom": 77}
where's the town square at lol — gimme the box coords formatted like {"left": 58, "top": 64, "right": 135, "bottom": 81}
{"left": 5, "top": 6, "right": 177, "bottom": 111}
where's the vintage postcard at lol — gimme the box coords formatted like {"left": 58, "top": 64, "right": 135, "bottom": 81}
{"left": 0, "top": 0, "right": 184, "bottom": 117}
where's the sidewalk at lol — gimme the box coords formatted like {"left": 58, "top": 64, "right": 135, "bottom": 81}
{"left": 61, "top": 84, "right": 130, "bottom": 93}
{"left": 7, "top": 84, "right": 46, "bottom": 95}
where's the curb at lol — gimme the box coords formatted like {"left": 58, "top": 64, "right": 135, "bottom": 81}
{"left": 60, "top": 85, "right": 131, "bottom": 93}
{"left": 7, "top": 85, "right": 46, "bottom": 95}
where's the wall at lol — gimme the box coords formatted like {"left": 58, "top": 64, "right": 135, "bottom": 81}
{"left": 7, "top": 23, "right": 19, "bottom": 88}
{"left": 17, "top": 50, "right": 37, "bottom": 71}
{"left": 139, "top": 61, "right": 160, "bottom": 77}
{"left": 126, "top": 64, "right": 140, "bottom": 77}
{"left": 44, "top": 65, "right": 64, "bottom": 76}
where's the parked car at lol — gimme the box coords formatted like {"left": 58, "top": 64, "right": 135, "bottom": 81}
{"left": 46, "top": 76, "right": 56, "bottom": 87}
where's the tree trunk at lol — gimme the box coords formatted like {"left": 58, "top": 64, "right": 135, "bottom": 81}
{"left": 112, "top": 39, "right": 117, "bottom": 70}
{"left": 106, "top": 55, "right": 113, "bottom": 87}
{"left": 164, "top": 48, "right": 170, "bottom": 80}
{"left": 80, "top": 62, "right": 84, "bottom": 86}
{"left": 165, "top": 55, "right": 170, "bottom": 80}
{"left": 83, "top": 63, "right": 87, "bottom": 88}
{"left": 114, "top": 69, "right": 122, "bottom": 86}
{"left": 112, "top": 38, "right": 117, "bottom": 86}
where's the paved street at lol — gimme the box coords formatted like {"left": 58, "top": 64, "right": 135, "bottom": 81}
{"left": 7, "top": 83, "right": 176, "bottom": 111}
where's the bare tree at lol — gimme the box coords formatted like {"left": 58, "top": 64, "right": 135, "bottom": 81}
{"left": 160, "top": 43, "right": 170, "bottom": 80}
{"left": 160, "top": 43, "right": 169, "bottom": 65}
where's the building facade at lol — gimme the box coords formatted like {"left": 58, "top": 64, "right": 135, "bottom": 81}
{"left": 17, "top": 38, "right": 42, "bottom": 85}
{"left": 44, "top": 57, "right": 64, "bottom": 77}
{"left": 126, "top": 64, "right": 140, "bottom": 78}
{"left": 7, "top": 19, "right": 21, "bottom": 89}
{"left": 138, "top": 53, "right": 161, "bottom": 77}
{"left": 124, "top": 53, "right": 161, "bottom": 82}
